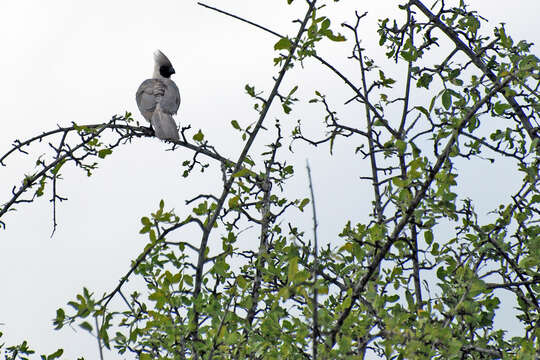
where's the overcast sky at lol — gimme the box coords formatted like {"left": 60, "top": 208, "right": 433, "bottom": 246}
{"left": 1, "top": 1, "right": 539, "bottom": 359}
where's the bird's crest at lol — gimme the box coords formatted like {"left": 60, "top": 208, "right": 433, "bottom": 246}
{"left": 154, "top": 50, "right": 173, "bottom": 67}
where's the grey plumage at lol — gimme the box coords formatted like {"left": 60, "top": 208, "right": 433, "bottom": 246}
{"left": 136, "top": 50, "right": 180, "bottom": 141}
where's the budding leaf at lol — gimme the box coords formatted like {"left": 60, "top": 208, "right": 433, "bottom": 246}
{"left": 193, "top": 130, "right": 204, "bottom": 142}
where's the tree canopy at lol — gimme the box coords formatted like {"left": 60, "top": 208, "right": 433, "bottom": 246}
{"left": 1, "top": 0, "right": 539, "bottom": 359}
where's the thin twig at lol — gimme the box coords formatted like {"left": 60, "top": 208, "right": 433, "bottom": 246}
{"left": 94, "top": 316, "right": 104, "bottom": 360}
{"left": 306, "top": 160, "right": 319, "bottom": 360}
{"left": 197, "top": 2, "right": 283, "bottom": 38}
{"left": 196, "top": 2, "right": 400, "bottom": 139}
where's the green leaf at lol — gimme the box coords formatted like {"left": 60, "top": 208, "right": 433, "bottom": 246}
{"left": 293, "top": 270, "right": 310, "bottom": 283}
{"left": 518, "top": 54, "right": 539, "bottom": 70}
{"left": 395, "top": 139, "right": 407, "bottom": 154}
{"left": 436, "top": 266, "right": 446, "bottom": 280}
{"left": 232, "top": 168, "right": 255, "bottom": 178}
{"left": 51, "top": 159, "right": 66, "bottom": 175}
{"left": 288, "top": 257, "right": 298, "bottom": 282}
{"left": 417, "top": 73, "right": 433, "bottom": 89}
{"left": 298, "top": 198, "right": 310, "bottom": 211}
{"left": 53, "top": 308, "right": 65, "bottom": 330}
{"left": 98, "top": 148, "right": 112, "bottom": 159}
{"left": 519, "top": 256, "right": 540, "bottom": 268}
{"left": 36, "top": 177, "right": 46, "bottom": 197}
{"left": 79, "top": 321, "right": 93, "bottom": 332}
{"left": 405, "top": 290, "right": 415, "bottom": 310}
{"left": 424, "top": 230, "right": 433, "bottom": 245}
{"left": 392, "top": 176, "right": 407, "bottom": 188}
{"left": 325, "top": 32, "right": 346, "bottom": 42}
{"left": 321, "top": 18, "right": 330, "bottom": 31}
{"left": 378, "top": 70, "right": 395, "bottom": 87}
{"left": 193, "top": 201, "right": 208, "bottom": 216}
{"left": 274, "top": 37, "right": 292, "bottom": 51}
{"left": 288, "top": 85, "right": 298, "bottom": 96}
{"left": 493, "top": 101, "right": 511, "bottom": 115}
{"left": 228, "top": 196, "right": 240, "bottom": 209}
{"left": 431, "top": 242, "right": 440, "bottom": 256}
{"left": 193, "top": 130, "right": 204, "bottom": 142}
{"left": 429, "top": 95, "right": 437, "bottom": 112}
{"left": 213, "top": 259, "right": 230, "bottom": 275}
{"left": 47, "top": 349, "right": 64, "bottom": 360}
{"left": 245, "top": 84, "right": 256, "bottom": 97}
{"left": 278, "top": 287, "right": 290, "bottom": 299}
{"left": 342, "top": 294, "right": 352, "bottom": 309}
{"left": 401, "top": 50, "right": 413, "bottom": 62}
{"left": 415, "top": 106, "right": 430, "bottom": 118}
{"left": 243, "top": 156, "right": 255, "bottom": 166}
{"left": 441, "top": 89, "right": 452, "bottom": 110}
{"left": 231, "top": 120, "right": 241, "bottom": 130}
{"left": 237, "top": 276, "right": 247, "bottom": 289}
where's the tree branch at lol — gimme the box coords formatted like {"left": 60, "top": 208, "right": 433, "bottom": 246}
{"left": 191, "top": 1, "right": 318, "bottom": 351}
{"left": 328, "top": 74, "right": 514, "bottom": 349}
{"left": 410, "top": 0, "right": 540, "bottom": 150}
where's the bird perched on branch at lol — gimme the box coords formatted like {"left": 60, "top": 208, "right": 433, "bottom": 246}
{"left": 136, "top": 50, "right": 180, "bottom": 141}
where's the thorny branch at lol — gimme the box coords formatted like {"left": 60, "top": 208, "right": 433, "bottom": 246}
{"left": 197, "top": 1, "right": 400, "bottom": 140}
{"left": 410, "top": 0, "right": 540, "bottom": 150}
{"left": 244, "top": 123, "right": 281, "bottom": 339}
{"left": 197, "top": 2, "right": 539, "bottom": 357}
{"left": 0, "top": 117, "right": 237, "bottom": 230}
{"left": 328, "top": 74, "right": 515, "bottom": 348}
{"left": 190, "top": 1, "right": 318, "bottom": 353}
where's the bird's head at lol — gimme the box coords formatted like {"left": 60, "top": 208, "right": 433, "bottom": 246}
{"left": 153, "top": 50, "right": 175, "bottom": 79}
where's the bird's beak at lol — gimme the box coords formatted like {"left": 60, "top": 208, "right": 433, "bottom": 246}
{"left": 171, "top": 67, "right": 176, "bottom": 75}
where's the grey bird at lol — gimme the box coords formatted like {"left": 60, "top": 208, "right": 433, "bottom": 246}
{"left": 136, "top": 50, "right": 180, "bottom": 141}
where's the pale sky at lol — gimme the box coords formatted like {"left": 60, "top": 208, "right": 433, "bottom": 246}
{"left": 1, "top": 1, "right": 539, "bottom": 359}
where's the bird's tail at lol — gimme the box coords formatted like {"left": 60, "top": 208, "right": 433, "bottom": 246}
{"left": 152, "top": 104, "right": 179, "bottom": 141}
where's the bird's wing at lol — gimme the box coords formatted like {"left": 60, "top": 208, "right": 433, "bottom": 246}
{"left": 160, "top": 79, "right": 181, "bottom": 115}
{"left": 135, "top": 79, "right": 166, "bottom": 122}
{"left": 136, "top": 78, "right": 180, "bottom": 140}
